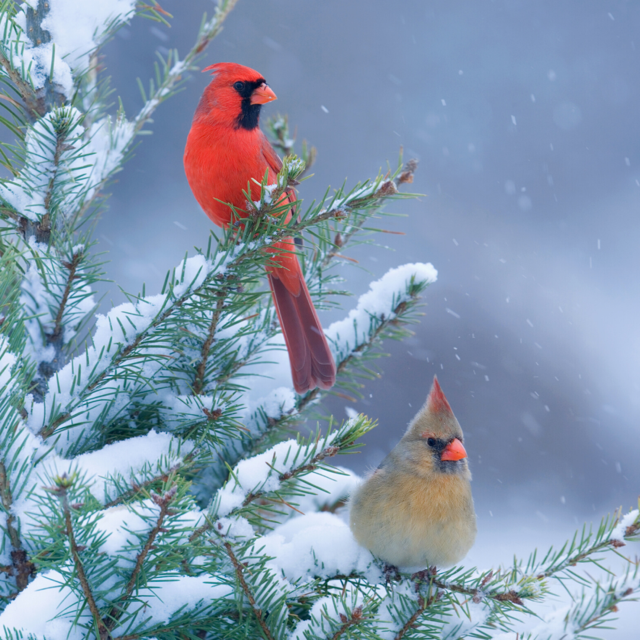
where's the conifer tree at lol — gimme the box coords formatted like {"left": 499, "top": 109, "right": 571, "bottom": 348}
{"left": 0, "top": 1, "right": 637, "bottom": 639}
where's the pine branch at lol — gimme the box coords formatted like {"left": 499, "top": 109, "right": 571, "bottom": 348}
{"left": 394, "top": 592, "right": 438, "bottom": 640}
{"left": 332, "top": 605, "right": 365, "bottom": 639}
{"left": 241, "top": 441, "right": 340, "bottom": 509}
{"left": 222, "top": 537, "right": 276, "bottom": 640}
{"left": 104, "top": 485, "right": 178, "bottom": 630}
{"left": 568, "top": 581, "right": 638, "bottom": 639}
{"left": 102, "top": 456, "right": 194, "bottom": 509}
{"left": 247, "top": 284, "right": 427, "bottom": 458}
{"left": 24, "top": 0, "right": 67, "bottom": 114}
{"left": 51, "top": 252, "right": 81, "bottom": 336}
{"left": 386, "top": 511, "right": 640, "bottom": 617}
{"left": 321, "top": 157, "right": 417, "bottom": 271}
{"left": 265, "top": 113, "right": 317, "bottom": 175}
{"left": 535, "top": 518, "right": 640, "bottom": 581}
{"left": 55, "top": 477, "right": 113, "bottom": 640}
{"left": 0, "top": 48, "right": 40, "bottom": 120}
{"left": 0, "top": 460, "right": 34, "bottom": 592}
{"left": 133, "top": 0, "right": 239, "bottom": 133}
{"left": 40, "top": 264, "right": 216, "bottom": 438}
{"left": 192, "top": 295, "right": 225, "bottom": 395}
{"left": 190, "top": 417, "right": 372, "bottom": 544}
{"left": 32, "top": 247, "right": 85, "bottom": 391}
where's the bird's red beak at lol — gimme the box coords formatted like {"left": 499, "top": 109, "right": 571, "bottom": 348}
{"left": 251, "top": 84, "right": 277, "bottom": 105}
{"left": 441, "top": 438, "right": 467, "bottom": 461}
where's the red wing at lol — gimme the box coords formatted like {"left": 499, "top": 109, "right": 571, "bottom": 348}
{"left": 260, "top": 132, "right": 283, "bottom": 174}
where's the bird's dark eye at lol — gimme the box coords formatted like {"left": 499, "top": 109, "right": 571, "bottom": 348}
{"left": 427, "top": 437, "right": 436, "bottom": 447}
{"left": 233, "top": 81, "right": 245, "bottom": 92}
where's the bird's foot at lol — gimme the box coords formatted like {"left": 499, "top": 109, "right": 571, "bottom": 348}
{"left": 382, "top": 563, "right": 402, "bottom": 583}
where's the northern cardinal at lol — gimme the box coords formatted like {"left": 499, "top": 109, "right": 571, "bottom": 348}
{"left": 183, "top": 63, "right": 336, "bottom": 394}
{"left": 349, "top": 376, "right": 476, "bottom": 568}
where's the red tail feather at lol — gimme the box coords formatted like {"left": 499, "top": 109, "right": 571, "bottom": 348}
{"left": 268, "top": 272, "right": 336, "bottom": 393}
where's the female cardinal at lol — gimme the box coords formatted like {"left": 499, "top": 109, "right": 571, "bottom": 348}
{"left": 183, "top": 63, "right": 336, "bottom": 394}
{"left": 349, "top": 376, "right": 476, "bottom": 568}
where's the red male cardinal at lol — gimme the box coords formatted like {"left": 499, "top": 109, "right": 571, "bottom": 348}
{"left": 183, "top": 63, "right": 336, "bottom": 394}
{"left": 350, "top": 376, "right": 476, "bottom": 568}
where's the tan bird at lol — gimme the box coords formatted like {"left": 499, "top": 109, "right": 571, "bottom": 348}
{"left": 349, "top": 376, "right": 476, "bottom": 568}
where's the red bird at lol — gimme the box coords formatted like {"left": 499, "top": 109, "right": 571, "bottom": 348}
{"left": 183, "top": 63, "right": 336, "bottom": 393}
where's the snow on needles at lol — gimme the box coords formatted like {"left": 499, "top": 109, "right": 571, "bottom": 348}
{"left": 0, "top": 107, "right": 135, "bottom": 222}
{"left": 258, "top": 512, "right": 375, "bottom": 582}
{"left": 326, "top": 262, "right": 437, "bottom": 358}
{"left": 0, "top": 108, "right": 85, "bottom": 221}
{"left": 0, "top": 570, "right": 232, "bottom": 640}
{"left": 611, "top": 509, "right": 639, "bottom": 543}
{"left": 215, "top": 437, "right": 322, "bottom": 518}
{"left": 14, "top": 0, "right": 136, "bottom": 98}
{"left": 26, "top": 254, "right": 213, "bottom": 442}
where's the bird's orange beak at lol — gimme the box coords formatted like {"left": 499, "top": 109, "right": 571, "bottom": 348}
{"left": 251, "top": 84, "right": 277, "bottom": 105}
{"left": 441, "top": 438, "right": 467, "bottom": 461}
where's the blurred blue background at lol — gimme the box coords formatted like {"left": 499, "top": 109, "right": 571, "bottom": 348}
{"left": 99, "top": 1, "right": 639, "bottom": 634}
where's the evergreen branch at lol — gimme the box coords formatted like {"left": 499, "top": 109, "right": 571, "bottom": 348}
{"left": 190, "top": 0, "right": 240, "bottom": 58}
{"left": 36, "top": 122, "right": 66, "bottom": 240}
{"left": 535, "top": 518, "right": 640, "bottom": 581}
{"left": 133, "top": 0, "right": 239, "bottom": 133}
{"left": 332, "top": 605, "right": 365, "bottom": 640}
{"left": 38, "top": 156, "right": 415, "bottom": 441}
{"left": 391, "top": 510, "right": 640, "bottom": 611}
{"left": 17, "top": 107, "right": 83, "bottom": 244}
{"left": 0, "top": 50, "right": 40, "bottom": 120}
{"left": 0, "top": 459, "right": 34, "bottom": 592}
{"left": 190, "top": 418, "right": 372, "bottom": 542}
{"left": 104, "top": 485, "right": 178, "bottom": 630}
{"left": 565, "top": 580, "right": 638, "bottom": 639}
{"left": 40, "top": 267, "right": 216, "bottom": 438}
{"left": 241, "top": 441, "right": 340, "bottom": 510}
{"left": 394, "top": 594, "right": 434, "bottom": 640}
{"left": 102, "top": 457, "right": 194, "bottom": 509}
{"left": 0, "top": 203, "right": 25, "bottom": 224}
{"left": 321, "top": 158, "right": 417, "bottom": 271}
{"left": 222, "top": 538, "right": 276, "bottom": 640}
{"left": 265, "top": 114, "right": 295, "bottom": 157}
{"left": 24, "top": 0, "right": 67, "bottom": 113}
{"left": 51, "top": 249, "right": 83, "bottom": 338}
{"left": 248, "top": 287, "right": 425, "bottom": 458}
{"left": 331, "top": 605, "right": 364, "bottom": 640}
{"left": 431, "top": 575, "right": 526, "bottom": 606}
{"left": 265, "top": 113, "right": 317, "bottom": 175}
{"left": 56, "top": 478, "right": 113, "bottom": 640}
{"left": 193, "top": 295, "right": 225, "bottom": 395}
{"left": 215, "top": 158, "right": 416, "bottom": 273}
